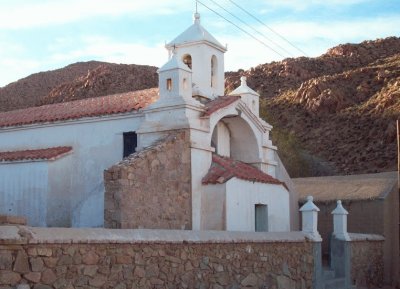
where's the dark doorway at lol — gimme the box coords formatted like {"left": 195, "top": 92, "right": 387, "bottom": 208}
{"left": 255, "top": 204, "right": 268, "bottom": 232}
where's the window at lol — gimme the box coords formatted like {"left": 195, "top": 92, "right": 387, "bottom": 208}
{"left": 255, "top": 204, "right": 268, "bottom": 232}
{"left": 183, "top": 78, "right": 187, "bottom": 90}
{"left": 211, "top": 55, "right": 217, "bottom": 87}
{"left": 182, "top": 54, "right": 192, "bottom": 69}
{"left": 123, "top": 131, "right": 137, "bottom": 158}
{"left": 166, "top": 78, "right": 172, "bottom": 91}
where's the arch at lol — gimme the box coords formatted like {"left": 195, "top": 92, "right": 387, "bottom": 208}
{"left": 182, "top": 54, "right": 192, "bottom": 69}
{"left": 210, "top": 115, "right": 260, "bottom": 164}
{"left": 211, "top": 120, "right": 231, "bottom": 157}
{"left": 211, "top": 55, "right": 217, "bottom": 88}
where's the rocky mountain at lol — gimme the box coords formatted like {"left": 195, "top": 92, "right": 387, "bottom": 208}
{"left": 226, "top": 37, "right": 400, "bottom": 176}
{"left": 0, "top": 61, "right": 158, "bottom": 112}
{"left": 0, "top": 37, "right": 398, "bottom": 177}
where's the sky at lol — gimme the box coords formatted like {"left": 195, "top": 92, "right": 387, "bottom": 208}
{"left": 0, "top": 0, "right": 399, "bottom": 87}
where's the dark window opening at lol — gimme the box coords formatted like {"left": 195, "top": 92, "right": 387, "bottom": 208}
{"left": 255, "top": 204, "right": 268, "bottom": 232}
{"left": 123, "top": 131, "right": 137, "bottom": 158}
{"left": 167, "top": 78, "right": 172, "bottom": 91}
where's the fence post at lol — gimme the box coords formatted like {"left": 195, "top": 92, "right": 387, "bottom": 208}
{"left": 300, "top": 195, "right": 322, "bottom": 241}
{"left": 332, "top": 200, "right": 350, "bottom": 241}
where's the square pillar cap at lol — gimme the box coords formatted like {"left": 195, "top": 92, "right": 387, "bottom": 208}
{"left": 299, "top": 196, "right": 320, "bottom": 212}
{"left": 331, "top": 200, "right": 348, "bottom": 215}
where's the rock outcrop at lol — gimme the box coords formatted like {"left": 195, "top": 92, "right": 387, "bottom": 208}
{"left": 226, "top": 37, "right": 400, "bottom": 176}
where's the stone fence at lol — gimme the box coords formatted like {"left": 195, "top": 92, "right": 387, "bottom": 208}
{"left": 349, "top": 233, "right": 385, "bottom": 287}
{"left": 0, "top": 197, "right": 385, "bottom": 289}
{"left": 0, "top": 226, "right": 318, "bottom": 289}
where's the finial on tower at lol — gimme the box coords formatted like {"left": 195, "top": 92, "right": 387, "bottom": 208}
{"left": 240, "top": 76, "right": 247, "bottom": 86}
{"left": 194, "top": 12, "right": 200, "bottom": 24}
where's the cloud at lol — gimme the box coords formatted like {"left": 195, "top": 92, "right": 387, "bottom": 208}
{"left": 260, "top": 0, "right": 372, "bottom": 11}
{"left": 0, "top": 59, "right": 42, "bottom": 87}
{"left": 217, "top": 15, "right": 400, "bottom": 70}
{"left": 48, "top": 36, "right": 167, "bottom": 67}
{"left": 0, "top": 0, "right": 191, "bottom": 29}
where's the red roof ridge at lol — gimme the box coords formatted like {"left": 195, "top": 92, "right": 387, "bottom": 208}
{"left": 202, "top": 95, "right": 240, "bottom": 117}
{"left": 202, "top": 154, "right": 286, "bottom": 188}
{"left": 0, "top": 146, "right": 73, "bottom": 162}
{"left": 0, "top": 88, "right": 159, "bottom": 128}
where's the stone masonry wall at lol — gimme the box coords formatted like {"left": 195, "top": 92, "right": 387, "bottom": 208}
{"left": 104, "top": 130, "right": 191, "bottom": 229}
{"left": 350, "top": 238, "right": 384, "bottom": 287}
{"left": 0, "top": 226, "right": 316, "bottom": 289}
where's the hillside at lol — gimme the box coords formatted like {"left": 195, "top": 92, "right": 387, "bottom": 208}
{"left": 0, "top": 61, "right": 158, "bottom": 112}
{"left": 226, "top": 37, "right": 400, "bottom": 176}
{"left": 0, "top": 37, "right": 399, "bottom": 177}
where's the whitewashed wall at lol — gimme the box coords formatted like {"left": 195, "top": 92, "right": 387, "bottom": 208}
{"left": 201, "top": 183, "right": 226, "bottom": 230}
{"left": 0, "top": 161, "right": 48, "bottom": 226}
{"left": 47, "top": 154, "right": 73, "bottom": 227}
{"left": 225, "top": 178, "right": 290, "bottom": 232}
{"left": 0, "top": 113, "right": 143, "bottom": 227}
{"left": 172, "top": 45, "right": 225, "bottom": 99}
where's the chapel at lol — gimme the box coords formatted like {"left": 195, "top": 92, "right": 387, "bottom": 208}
{"left": 0, "top": 13, "right": 298, "bottom": 231}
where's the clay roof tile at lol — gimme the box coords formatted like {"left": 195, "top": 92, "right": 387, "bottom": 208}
{"left": 0, "top": 88, "right": 158, "bottom": 128}
{"left": 0, "top": 146, "right": 73, "bottom": 162}
{"left": 202, "top": 95, "right": 240, "bottom": 117}
{"left": 202, "top": 154, "right": 287, "bottom": 188}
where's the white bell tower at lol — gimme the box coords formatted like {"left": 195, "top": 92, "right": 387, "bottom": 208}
{"left": 165, "top": 13, "right": 227, "bottom": 100}
{"left": 158, "top": 52, "right": 193, "bottom": 104}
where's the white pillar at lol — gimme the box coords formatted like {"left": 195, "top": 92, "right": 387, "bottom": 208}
{"left": 299, "top": 196, "right": 322, "bottom": 241}
{"left": 331, "top": 200, "right": 350, "bottom": 241}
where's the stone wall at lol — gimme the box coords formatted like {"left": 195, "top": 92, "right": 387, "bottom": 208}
{"left": 104, "top": 130, "right": 192, "bottom": 229}
{"left": 310, "top": 194, "right": 398, "bottom": 285}
{"left": 350, "top": 234, "right": 384, "bottom": 287}
{"left": 0, "top": 226, "right": 316, "bottom": 289}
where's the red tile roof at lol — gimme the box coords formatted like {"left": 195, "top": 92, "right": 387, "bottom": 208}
{"left": 0, "top": 146, "right": 72, "bottom": 162}
{"left": 202, "top": 95, "right": 240, "bottom": 116}
{"left": 0, "top": 88, "right": 158, "bottom": 128}
{"left": 202, "top": 154, "right": 286, "bottom": 187}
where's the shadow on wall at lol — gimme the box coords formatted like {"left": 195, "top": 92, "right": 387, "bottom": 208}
{"left": 72, "top": 182, "right": 104, "bottom": 228}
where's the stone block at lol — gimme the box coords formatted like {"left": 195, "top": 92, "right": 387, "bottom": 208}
{"left": 24, "top": 272, "right": 42, "bottom": 283}
{"left": 277, "top": 275, "right": 296, "bottom": 289}
{"left": 36, "top": 248, "right": 52, "bottom": 257}
{"left": 0, "top": 271, "right": 21, "bottom": 285}
{"left": 0, "top": 250, "right": 13, "bottom": 270}
{"left": 30, "top": 257, "right": 44, "bottom": 272}
{"left": 41, "top": 268, "right": 57, "bottom": 284}
{"left": 33, "top": 284, "right": 52, "bottom": 289}
{"left": 241, "top": 273, "right": 258, "bottom": 287}
{"left": 82, "top": 251, "right": 99, "bottom": 265}
{"left": 88, "top": 274, "right": 106, "bottom": 287}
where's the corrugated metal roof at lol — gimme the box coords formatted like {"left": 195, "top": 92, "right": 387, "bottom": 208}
{"left": 294, "top": 171, "right": 398, "bottom": 202}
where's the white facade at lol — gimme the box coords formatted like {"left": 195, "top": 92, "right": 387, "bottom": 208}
{"left": 0, "top": 161, "right": 48, "bottom": 226}
{"left": 0, "top": 114, "right": 144, "bottom": 227}
{"left": 201, "top": 178, "right": 290, "bottom": 232}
